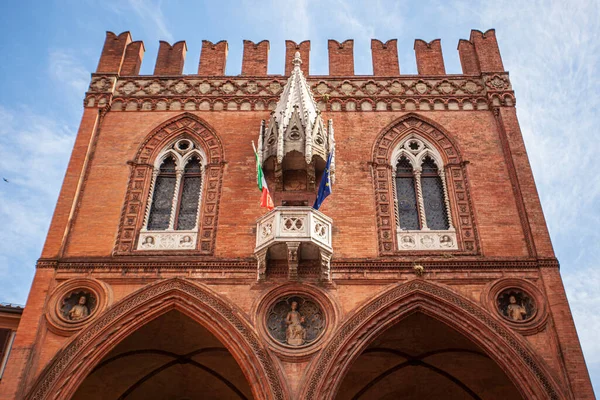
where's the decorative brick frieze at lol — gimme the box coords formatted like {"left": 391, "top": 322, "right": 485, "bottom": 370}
{"left": 83, "top": 73, "right": 515, "bottom": 111}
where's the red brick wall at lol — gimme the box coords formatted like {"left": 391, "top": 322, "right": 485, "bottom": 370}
{"left": 154, "top": 41, "right": 187, "bottom": 75}
{"left": 96, "top": 32, "right": 131, "bottom": 74}
{"left": 57, "top": 110, "right": 536, "bottom": 259}
{"left": 285, "top": 40, "right": 310, "bottom": 76}
{"left": 120, "top": 41, "right": 144, "bottom": 76}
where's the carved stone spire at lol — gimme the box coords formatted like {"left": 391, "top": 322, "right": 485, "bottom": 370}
{"left": 261, "top": 52, "right": 332, "bottom": 168}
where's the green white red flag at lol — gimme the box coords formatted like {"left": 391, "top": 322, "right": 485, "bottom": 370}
{"left": 252, "top": 142, "right": 274, "bottom": 210}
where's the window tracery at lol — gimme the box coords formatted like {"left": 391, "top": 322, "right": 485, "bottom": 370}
{"left": 138, "top": 138, "right": 206, "bottom": 250}
{"left": 391, "top": 135, "right": 457, "bottom": 250}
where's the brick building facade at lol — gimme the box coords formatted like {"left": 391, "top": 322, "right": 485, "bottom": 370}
{"left": 0, "top": 29, "right": 595, "bottom": 399}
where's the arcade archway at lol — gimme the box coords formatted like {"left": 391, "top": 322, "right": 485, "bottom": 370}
{"left": 301, "top": 280, "right": 564, "bottom": 400}
{"left": 336, "top": 312, "right": 521, "bottom": 399}
{"left": 73, "top": 310, "right": 252, "bottom": 399}
{"left": 25, "top": 279, "right": 285, "bottom": 400}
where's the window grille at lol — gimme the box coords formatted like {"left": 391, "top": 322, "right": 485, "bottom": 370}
{"left": 147, "top": 156, "right": 177, "bottom": 230}
{"left": 395, "top": 157, "right": 420, "bottom": 230}
{"left": 421, "top": 156, "right": 450, "bottom": 230}
{"left": 175, "top": 157, "right": 202, "bottom": 230}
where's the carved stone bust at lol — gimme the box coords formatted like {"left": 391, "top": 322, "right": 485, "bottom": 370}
{"left": 496, "top": 289, "right": 535, "bottom": 322}
{"left": 60, "top": 291, "right": 96, "bottom": 322}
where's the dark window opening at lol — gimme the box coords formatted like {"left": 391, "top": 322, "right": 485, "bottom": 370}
{"left": 395, "top": 157, "right": 420, "bottom": 230}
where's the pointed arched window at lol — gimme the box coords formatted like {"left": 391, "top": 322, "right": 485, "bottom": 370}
{"left": 147, "top": 156, "right": 177, "bottom": 230}
{"left": 176, "top": 156, "right": 202, "bottom": 230}
{"left": 421, "top": 156, "right": 450, "bottom": 230}
{"left": 391, "top": 135, "right": 456, "bottom": 250}
{"left": 395, "top": 156, "right": 420, "bottom": 230}
{"left": 138, "top": 138, "right": 205, "bottom": 250}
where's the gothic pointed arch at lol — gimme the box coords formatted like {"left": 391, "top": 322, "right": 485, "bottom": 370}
{"left": 300, "top": 279, "right": 566, "bottom": 400}
{"left": 371, "top": 113, "right": 479, "bottom": 255}
{"left": 114, "top": 113, "right": 225, "bottom": 255}
{"left": 24, "top": 278, "right": 286, "bottom": 400}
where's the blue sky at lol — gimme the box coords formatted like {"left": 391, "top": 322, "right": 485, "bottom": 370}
{"left": 0, "top": 0, "right": 598, "bottom": 393}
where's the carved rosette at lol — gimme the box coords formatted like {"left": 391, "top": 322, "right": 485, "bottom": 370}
{"left": 483, "top": 278, "right": 548, "bottom": 335}
{"left": 45, "top": 278, "right": 112, "bottom": 336}
{"left": 483, "top": 73, "right": 515, "bottom": 107}
{"left": 84, "top": 75, "right": 117, "bottom": 108}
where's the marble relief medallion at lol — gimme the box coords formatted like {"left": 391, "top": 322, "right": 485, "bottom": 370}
{"left": 266, "top": 295, "right": 325, "bottom": 348}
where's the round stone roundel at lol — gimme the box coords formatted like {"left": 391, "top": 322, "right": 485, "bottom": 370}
{"left": 266, "top": 295, "right": 325, "bottom": 348}
{"left": 496, "top": 288, "right": 536, "bottom": 322}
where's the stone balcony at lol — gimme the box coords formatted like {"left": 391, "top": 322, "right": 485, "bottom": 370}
{"left": 254, "top": 207, "right": 333, "bottom": 282}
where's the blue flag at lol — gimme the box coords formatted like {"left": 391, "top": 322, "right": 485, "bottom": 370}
{"left": 313, "top": 152, "right": 333, "bottom": 210}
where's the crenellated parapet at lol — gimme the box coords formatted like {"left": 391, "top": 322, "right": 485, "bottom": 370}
{"left": 84, "top": 29, "right": 514, "bottom": 110}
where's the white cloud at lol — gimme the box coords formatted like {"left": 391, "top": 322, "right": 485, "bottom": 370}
{"left": 0, "top": 106, "right": 75, "bottom": 303}
{"left": 49, "top": 50, "right": 90, "bottom": 95}
{"left": 127, "top": 0, "right": 174, "bottom": 43}
{"left": 564, "top": 269, "right": 600, "bottom": 362}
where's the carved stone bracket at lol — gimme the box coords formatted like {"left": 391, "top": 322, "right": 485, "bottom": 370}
{"left": 287, "top": 241, "right": 301, "bottom": 280}
{"left": 256, "top": 248, "right": 268, "bottom": 282}
{"left": 319, "top": 250, "right": 332, "bottom": 282}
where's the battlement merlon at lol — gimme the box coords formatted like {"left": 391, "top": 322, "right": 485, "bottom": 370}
{"left": 95, "top": 29, "right": 506, "bottom": 77}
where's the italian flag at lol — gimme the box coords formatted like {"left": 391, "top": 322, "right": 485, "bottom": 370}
{"left": 253, "top": 143, "right": 274, "bottom": 210}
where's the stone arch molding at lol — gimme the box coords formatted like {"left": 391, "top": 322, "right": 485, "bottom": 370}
{"left": 300, "top": 279, "right": 567, "bottom": 400}
{"left": 114, "top": 112, "right": 225, "bottom": 255}
{"left": 372, "top": 113, "right": 479, "bottom": 254}
{"left": 25, "top": 278, "right": 286, "bottom": 400}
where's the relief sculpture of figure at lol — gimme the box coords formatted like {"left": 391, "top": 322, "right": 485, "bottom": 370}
{"left": 285, "top": 301, "right": 306, "bottom": 346}
{"left": 68, "top": 296, "right": 90, "bottom": 321}
{"left": 506, "top": 295, "right": 527, "bottom": 321}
